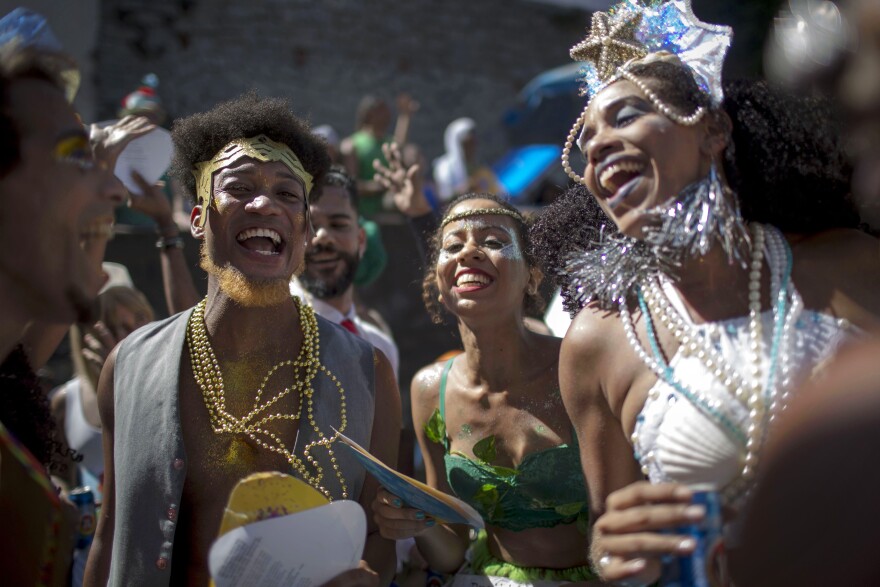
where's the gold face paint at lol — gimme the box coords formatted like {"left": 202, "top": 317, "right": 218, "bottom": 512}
{"left": 192, "top": 134, "right": 314, "bottom": 227}
{"left": 53, "top": 135, "right": 95, "bottom": 170}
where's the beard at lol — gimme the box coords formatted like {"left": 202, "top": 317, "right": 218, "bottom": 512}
{"left": 299, "top": 243, "right": 360, "bottom": 300}
{"left": 199, "top": 242, "right": 295, "bottom": 307}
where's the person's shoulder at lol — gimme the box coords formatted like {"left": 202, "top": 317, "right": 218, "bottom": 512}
{"left": 410, "top": 360, "right": 446, "bottom": 424}
{"left": 562, "top": 302, "right": 620, "bottom": 359}
{"left": 791, "top": 227, "right": 877, "bottom": 260}
{"left": 354, "top": 317, "right": 395, "bottom": 347}
{"left": 128, "top": 310, "right": 191, "bottom": 342}
{"left": 790, "top": 228, "right": 880, "bottom": 325}
{"left": 411, "top": 361, "right": 446, "bottom": 401}
{"left": 315, "top": 314, "right": 374, "bottom": 355}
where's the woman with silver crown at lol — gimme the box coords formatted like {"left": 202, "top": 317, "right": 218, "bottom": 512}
{"left": 532, "top": 0, "right": 880, "bottom": 585}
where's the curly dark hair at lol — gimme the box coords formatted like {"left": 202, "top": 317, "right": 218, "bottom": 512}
{"left": 311, "top": 164, "right": 358, "bottom": 210}
{"left": 169, "top": 91, "right": 331, "bottom": 203}
{"left": 423, "top": 193, "right": 544, "bottom": 324}
{"left": 0, "top": 346, "right": 73, "bottom": 474}
{"left": 533, "top": 68, "right": 859, "bottom": 307}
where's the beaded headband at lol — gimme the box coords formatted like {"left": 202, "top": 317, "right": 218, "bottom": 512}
{"left": 192, "top": 134, "right": 314, "bottom": 227}
{"left": 440, "top": 207, "right": 524, "bottom": 229}
{"left": 562, "top": 0, "right": 732, "bottom": 185}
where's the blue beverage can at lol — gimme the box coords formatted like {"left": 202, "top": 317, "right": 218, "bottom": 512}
{"left": 660, "top": 484, "right": 726, "bottom": 587}
{"left": 425, "top": 569, "right": 445, "bottom": 587}
{"left": 69, "top": 486, "right": 97, "bottom": 549}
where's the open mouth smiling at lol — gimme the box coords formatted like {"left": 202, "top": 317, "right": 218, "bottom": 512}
{"left": 80, "top": 220, "right": 115, "bottom": 243}
{"left": 454, "top": 268, "right": 494, "bottom": 292}
{"left": 595, "top": 157, "right": 647, "bottom": 209}
{"left": 236, "top": 227, "right": 284, "bottom": 256}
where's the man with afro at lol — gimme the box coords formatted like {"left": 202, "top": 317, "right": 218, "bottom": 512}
{"left": 85, "top": 92, "right": 400, "bottom": 587}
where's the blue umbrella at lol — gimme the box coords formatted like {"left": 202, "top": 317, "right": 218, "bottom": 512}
{"left": 503, "top": 62, "right": 586, "bottom": 146}
{"left": 492, "top": 144, "right": 563, "bottom": 202}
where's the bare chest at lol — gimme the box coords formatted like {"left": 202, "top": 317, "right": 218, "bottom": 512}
{"left": 443, "top": 383, "right": 572, "bottom": 465}
{"left": 173, "top": 363, "right": 306, "bottom": 574}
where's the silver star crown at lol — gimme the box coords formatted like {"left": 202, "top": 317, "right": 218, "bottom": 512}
{"left": 571, "top": 0, "right": 733, "bottom": 105}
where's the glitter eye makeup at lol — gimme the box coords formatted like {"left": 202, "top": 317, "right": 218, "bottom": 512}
{"left": 53, "top": 134, "right": 95, "bottom": 171}
{"left": 437, "top": 222, "right": 524, "bottom": 265}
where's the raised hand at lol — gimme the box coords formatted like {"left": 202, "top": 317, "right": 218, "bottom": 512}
{"left": 129, "top": 172, "right": 174, "bottom": 231}
{"left": 82, "top": 322, "right": 118, "bottom": 373}
{"left": 89, "top": 115, "right": 155, "bottom": 170}
{"left": 373, "top": 142, "right": 430, "bottom": 217}
{"left": 395, "top": 93, "right": 420, "bottom": 117}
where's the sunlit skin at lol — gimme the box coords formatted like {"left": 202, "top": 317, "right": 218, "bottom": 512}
{"left": 372, "top": 199, "right": 598, "bottom": 581}
{"left": 0, "top": 78, "right": 118, "bottom": 358}
{"left": 86, "top": 156, "right": 400, "bottom": 587}
{"left": 577, "top": 80, "right": 713, "bottom": 238}
{"left": 201, "top": 159, "right": 310, "bottom": 284}
{"left": 560, "top": 78, "right": 880, "bottom": 585}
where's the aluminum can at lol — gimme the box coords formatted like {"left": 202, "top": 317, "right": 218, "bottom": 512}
{"left": 69, "top": 486, "right": 97, "bottom": 549}
{"left": 660, "top": 485, "right": 726, "bottom": 587}
{"left": 425, "top": 569, "right": 445, "bottom": 587}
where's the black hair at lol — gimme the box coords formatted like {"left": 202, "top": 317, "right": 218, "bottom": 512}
{"left": 0, "top": 47, "right": 71, "bottom": 178}
{"left": 423, "top": 193, "right": 544, "bottom": 324}
{"left": 533, "top": 70, "right": 859, "bottom": 310}
{"left": 169, "top": 91, "right": 331, "bottom": 203}
{"left": 621, "top": 62, "right": 857, "bottom": 232}
{"left": 0, "top": 346, "right": 75, "bottom": 474}
{"left": 311, "top": 164, "right": 359, "bottom": 211}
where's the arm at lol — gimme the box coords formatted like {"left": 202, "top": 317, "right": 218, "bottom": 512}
{"left": 83, "top": 347, "right": 119, "bottom": 587}
{"left": 561, "top": 309, "right": 702, "bottom": 585}
{"left": 795, "top": 228, "right": 880, "bottom": 331}
{"left": 392, "top": 93, "right": 419, "bottom": 148}
{"left": 359, "top": 350, "right": 402, "bottom": 586}
{"left": 559, "top": 311, "right": 642, "bottom": 520}
{"left": 130, "top": 173, "right": 200, "bottom": 314}
{"left": 372, "top": 365, "right": 469, "bottom": 573}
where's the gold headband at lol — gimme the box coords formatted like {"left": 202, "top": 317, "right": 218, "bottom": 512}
{"left": 440, "top": 207, "right": 524, "bottom": 229}
{"left": 192, "top": 134, "right": 314, "bottom": 227}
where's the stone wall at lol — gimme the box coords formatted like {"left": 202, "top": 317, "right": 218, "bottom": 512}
{"left": 95, "top": 0, "right": 589, "bottom": 163}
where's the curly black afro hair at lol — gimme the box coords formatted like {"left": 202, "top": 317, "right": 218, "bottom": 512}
{"left": 423, "top": 193, "right": 544, "bottom": 324}
{"left": 169, "top": 91, "right": 331, "bottom": 203}
{"left": 533, "top": 70, "right": 860, "bottom": 309}
{"left": 0, "top": 346, "right": 74, "bottom": 474}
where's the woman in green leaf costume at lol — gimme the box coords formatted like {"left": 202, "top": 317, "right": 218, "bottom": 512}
{"left": 372, "top": 194, "right": 599, "bottom": 585}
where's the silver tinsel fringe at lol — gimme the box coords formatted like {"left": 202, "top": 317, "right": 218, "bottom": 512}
{"left": 641, "top": 162, "right": 750, "bottom": 267}
{"left": 561, "top": 164, "right": 750, "bottom": 315}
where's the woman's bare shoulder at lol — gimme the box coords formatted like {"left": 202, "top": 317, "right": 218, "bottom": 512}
{"left": 410, "top": 360, "right": 449, "bottom": 416}
{"left": 562, "top": 303, "right": 622, "bottom": 361}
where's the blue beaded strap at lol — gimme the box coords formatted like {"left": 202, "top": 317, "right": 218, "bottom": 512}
{"left": 764, "top": 229, "right": 794, "bottom": 396}
{"left": 636, "top": 286, "right": 748, "bottom": 447}
{"left": 635, "top": 229, "right": 795, "bottom": 450}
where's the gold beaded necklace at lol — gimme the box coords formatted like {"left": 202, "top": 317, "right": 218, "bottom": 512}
{"left": 185, "top": 296, "right": 348, "bottom": 500}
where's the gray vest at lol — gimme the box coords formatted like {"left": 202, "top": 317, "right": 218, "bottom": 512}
{"left": 108, "top": 309, "right": 376, "bottom": 586}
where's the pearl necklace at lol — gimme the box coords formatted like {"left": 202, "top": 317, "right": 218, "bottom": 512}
{"left": 622, "top": 224, "right": 799, "bottom": 505}
{"left": 186, "top": 296, "right": 348, "bottom": 500}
